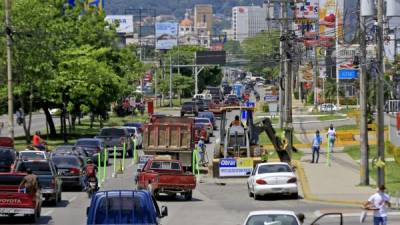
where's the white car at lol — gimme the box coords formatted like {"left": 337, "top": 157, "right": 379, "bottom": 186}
{"left": 247, "top": 162, "right": 298, "bottom": 200}
{"left": 122, "top": 126, "right": 143, "bottom": 149}
{"left": 19, "top": 150, "right": 48, "bottom": 160}
{"left": 318, "top": 103, "right": 339, "bottom": 112}
{"left": 243, "top": 211, "right": 301, "bottom": 225}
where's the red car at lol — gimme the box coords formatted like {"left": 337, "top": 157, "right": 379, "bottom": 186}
{"left": 137, "top": 159, "right": 196, "bottom": 201}
{"left": 194, "top": 124, "right": 209, "bottom": 143}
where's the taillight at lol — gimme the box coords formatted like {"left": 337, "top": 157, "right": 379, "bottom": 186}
{"left": 256, "top": 179, "right": 267, "bottom": 185}
{"left": 69, "top": 167, "right": 80, "bottom": 175}
{"left": 287, "top": 177, "right": 297, "bottom": 183}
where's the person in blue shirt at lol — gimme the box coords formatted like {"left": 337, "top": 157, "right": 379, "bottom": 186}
{"left": 311, "top": 130, "right": 322, "bottom": 163}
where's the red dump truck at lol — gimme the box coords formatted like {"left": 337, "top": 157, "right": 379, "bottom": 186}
{"left": 0, "top": 173, "right": 42, "bottom": 222}
{"left": 137, "top": 159, "right": 196, "bottom": 200}
{"left": 142, "top": 116, "right": 195, "bottom": 170}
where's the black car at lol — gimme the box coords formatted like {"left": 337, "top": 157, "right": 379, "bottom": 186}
{"left": 15, "top": 160, "right": 62, "bottom": 205}
{"left": 52, "top": 145, "right": 88, "bottom": 165}
{"left": 181, "top": 102, "right": 199, "bottom": 116}
{"left": 74, "top": 138, "right": 108, "bottom": 166}
{"left": 0, "top": 147, "right": 16, "bottom": 172}
{"left": 51, "top": 155, "right": 84, "bottom": 189}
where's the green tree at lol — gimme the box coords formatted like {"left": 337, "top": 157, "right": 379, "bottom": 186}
{"left": 224, "top": 40, "right": 242, "bottom": 56}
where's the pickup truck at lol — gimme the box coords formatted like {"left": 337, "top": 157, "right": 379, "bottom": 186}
{"left": 95, "top": 127, "right": 133, "bottom": 157}
{"left": 0, "top": 172, "right": 42, "bottom": 223}
{"left": 86, "top": 190, "right": 168, "bottom": 225}
{"left": 137, "top": 159, "right": 196, "bottom": 201}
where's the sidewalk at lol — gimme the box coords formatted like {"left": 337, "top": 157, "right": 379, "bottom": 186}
{"left": 297, "top": 149, "right": 376, "bottom": 205}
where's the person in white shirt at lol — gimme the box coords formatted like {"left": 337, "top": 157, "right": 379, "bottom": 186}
{"left": 363, "top": 185, "right": 391, "bottom": 225}
{"left": 326, "top": 124, "right": 336, "bottom": 153}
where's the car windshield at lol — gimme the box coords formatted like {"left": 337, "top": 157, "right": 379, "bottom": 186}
{"left": 20, "top": 151, "right": 45, "bottom": 160}
{"left": 150, "top": 161, "right": 181, "bottom": 170}
{"left": 195, "top": 118, "right": 210, "bottom": 124}
{"left": 100, "top": 128, "right": 125, "bottom": 137}
{"left": 52, "top": 157, "right": 81, "bottom": 167}
{"left": 258, "top": 164, "right": 292, "bottom": 174}
{"left": 246, "top": 214, "right": 299, "bottom": 225}
{"left": 16, "top": 162, "right": 52, "bottom": 175}
{"left": 183, "top": 102, "right": 194, "bottom": 106}
{"left": 76, "top": 140, "right": 99, "bottom": 146}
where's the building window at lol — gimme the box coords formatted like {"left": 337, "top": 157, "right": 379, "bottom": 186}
{"left": 203, "top": 15, "right": 206, "bottom": 23}
{"left": 186, "top": 27, "right": 189, "bottom": 31}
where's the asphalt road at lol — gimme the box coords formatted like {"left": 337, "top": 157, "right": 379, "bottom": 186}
{"left": 0, "top": 113, "right": 60, "bottom": 138}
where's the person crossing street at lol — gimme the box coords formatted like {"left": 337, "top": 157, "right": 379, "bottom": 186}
{"left": 311, "top": 130, "right": 322, "bottom": 163}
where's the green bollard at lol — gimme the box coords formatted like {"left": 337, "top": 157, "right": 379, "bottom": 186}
{"left": 113, "top": 146, "right": 117, "bottom": 177}
{"left": 103, "top": 147, "right": 107, "bottom": 182}
{"left": 192, "top": 148, "right": 200, "bottom": 176}
{"left": 122, "top": 142, "right": 126, "bottom": 172}
{"left": 133, "top": 139, "right": 137, "bottom": 164}
{"left": 97, "top": 152, "right": 102, "bottom": 186}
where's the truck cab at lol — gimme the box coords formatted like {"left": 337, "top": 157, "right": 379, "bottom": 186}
{"left": 86, "top": 190, "right": 167, "bottom": 225}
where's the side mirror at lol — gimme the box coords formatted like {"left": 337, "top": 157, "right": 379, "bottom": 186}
{"left": 161, "top": 206, "right": 168, "bottom": 217}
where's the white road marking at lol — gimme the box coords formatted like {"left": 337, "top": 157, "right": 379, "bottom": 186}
{"left": 68, "top": 196, "right": 77, "bottom": 203}
{"left": 42, "top": 209, "right": 54, "bottom": 216}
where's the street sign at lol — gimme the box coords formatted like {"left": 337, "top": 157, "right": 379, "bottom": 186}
{"left": 219, "top": 158, "right": 253, "bottom": 177}
{"left": 264, "top": 95, "right": 278, "bottom": 102}
{"left": 338, "top": 69, "right": 359, "bottom": 79}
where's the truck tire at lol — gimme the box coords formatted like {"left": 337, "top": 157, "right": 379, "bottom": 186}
{"left": 184, "top": 191, "right": 192, "bottom": 201}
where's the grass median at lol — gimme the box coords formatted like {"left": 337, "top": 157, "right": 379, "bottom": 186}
{"left": 14, "top": 114, "right": 148, "bottom": 151}
{"left": 344, "top": 145, "right": 400, "bottom": 195}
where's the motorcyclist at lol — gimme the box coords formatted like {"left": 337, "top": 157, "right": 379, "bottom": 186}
{"left": 32, "top": 131, "right": 47, "bottom": 151}
{"left": 82, "top": 159, "right": 98, "bottom": 191}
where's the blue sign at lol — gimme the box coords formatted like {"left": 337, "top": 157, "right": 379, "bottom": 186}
{"left": 338, "top": 69, "right": 359, "bottom": 79}
{"left": 219, "top": 158, "right": 236, "bottom": 168}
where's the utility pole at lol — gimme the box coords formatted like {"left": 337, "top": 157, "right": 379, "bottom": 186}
{"left": 359, "top": 14, "right": 369, "bottom": 185}
{"left": 278, "top": 1, "right": 286, "bottom": 129}
{"left": 5, "top": 0, "right": 14, "bottom": 140}
{"left": 169, "top": 54, "right": 173, "bottom": 108}
{"left": 313, "top": 47, "right": 319, "bottom": 110}
{"left": 376, "top": 0, "right": 385, "bottom": 187}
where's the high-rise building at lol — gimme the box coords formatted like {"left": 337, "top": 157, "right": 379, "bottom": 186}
{"left": 232, "top": 5, "right": 276, "bottom": 42}
{"left": 194, "top": 4, "right": 213, "bottom": 47}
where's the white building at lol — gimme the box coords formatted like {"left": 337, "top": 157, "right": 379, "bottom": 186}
{"left": 232, "top": 5, "right": 275, "bottom": 42}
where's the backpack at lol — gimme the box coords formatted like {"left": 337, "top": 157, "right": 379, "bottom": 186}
{"left": 86, "top": 165, "right": 96, "bottom": 177}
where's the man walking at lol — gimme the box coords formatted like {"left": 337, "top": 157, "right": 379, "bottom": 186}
{"left": 311, "top": 130, "right": 322, "bottom": 163}
{"left": 326, "top": 124, "right": 336, "bottom": 153}
{"left": 363, "top": 185, "right": 391, "bottom": 225}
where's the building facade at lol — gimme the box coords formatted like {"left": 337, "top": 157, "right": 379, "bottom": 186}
{"left": 194, "top": 4, "right": 213, "bottom": 47}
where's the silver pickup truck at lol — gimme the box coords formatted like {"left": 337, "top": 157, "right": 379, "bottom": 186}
{"left": 95, "top": 127, "right": 134, "bottom": 157}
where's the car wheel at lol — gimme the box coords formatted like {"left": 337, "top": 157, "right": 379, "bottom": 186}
{"left": 184, "top": 191, "right": 192, "bottom": 201}
{"left": 291, "top": 192, "right": 299, "bottom": 199}
{"left": 248, "top": 185, "right": 254, "bottom": 197}
{"left": 27, "top": 211, "right": 38, "bottom": 223}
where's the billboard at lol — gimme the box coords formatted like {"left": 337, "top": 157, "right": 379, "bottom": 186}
{"left": 105, "top": 15, "right": 134, "bottom": 33}
{"left": 195, "top": 51, "right": 226, "bottom": 65}
{"left": 155, "top": 22, "right": 178, "bottom": 50}
{"left": 338, "top": 69, "right": 359, "bottom": 79}
{"left": 219, "top": 158, "right": 253, "bottom": 177}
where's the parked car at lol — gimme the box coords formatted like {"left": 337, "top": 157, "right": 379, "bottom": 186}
{"left": 51, "top": 155, "right": 84, "bottom": 189}
{"left": 137, "top": 159, "right": 196, "bottom": 200}
{"left": 197, "top": 111, "right": 217, "bottom": 130}
{"left": 194, "top": 117, "right": 213, "bottom": 137}
{"left": 86, "top": 190, "right": 168, "bottom": 225}
{"left": 180, "top": 102, "right": 199, "bottom": 117}
{"left": 0, "top": 172, "right": 42, "bottom": 222}
{"left": 75, "top": 138, "right": 108, "bottom": 166}
{"left": 122, "top": 126, "right": 143, "bottom": 149}
{"left": 318, "top": 103, "right": 339, "bottom": 112}
{"left": 0, "top": 147, "right": 17, "bottom": 172}
{"left": 95, "top": 128, "right": 134, "bottom": 158}
{"left": 14, "top": 160, "right": 62, "bottom": 205}
{"left": 247, "top": 162, "right": 298, "bottom": 200}
{"left": 194, "top": 124, "right": 210, "bottom": 144}
{"left": 19, "top": 150, "right": 48, "bottom": 161}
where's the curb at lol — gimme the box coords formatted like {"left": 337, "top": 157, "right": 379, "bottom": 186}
{"left": 293, "top": 160, "right": 365, "bottom": 206}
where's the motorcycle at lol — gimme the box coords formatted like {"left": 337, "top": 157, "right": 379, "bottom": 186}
{"left": 86, "top": 176, "right": 99, "bottom": 198}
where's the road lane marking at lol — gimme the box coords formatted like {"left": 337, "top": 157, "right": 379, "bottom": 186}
{"left": 69, "top": 196, "right": 77, "bottom": 202}
{"left": 42, "top": 210, "right": 54, "bottom": 216}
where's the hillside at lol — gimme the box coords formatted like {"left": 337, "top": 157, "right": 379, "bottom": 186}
{"left": 104, "top": 0, "right": 264, "bottom": 17}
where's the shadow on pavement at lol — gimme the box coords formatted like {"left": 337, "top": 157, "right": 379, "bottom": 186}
{"left": 256, "top": 194, "right": 302, "bottom": 201}
{"left": 41, "top": 199, "right": 69, "bottom": 208}
{"left": 0, "top": 215, "right": 51, "bottom": 224}
{"left": 156, "top": 195, "right": 203, "bottom": 202}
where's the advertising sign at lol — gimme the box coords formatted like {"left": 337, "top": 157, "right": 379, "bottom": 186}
{"left": 155, "top": 22, "right": 178, "bottom": 50}
{"left": 105, "top": 15, "right": 134, "bottom": 33}
{"left": 338, "top": 69, "right": 358, "bottom": 79}
{"left": 219, "top": 158, "right": 253, "bottom": 177}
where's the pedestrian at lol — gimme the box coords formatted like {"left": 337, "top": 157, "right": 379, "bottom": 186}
{"left": 326, "top": 124, "right": 336, "bottom": 153}
{"left": 363, "top": 185, "right": 391, "bottom": 225}
{"left": 311, "top": 130, "right": 322, "bottom": 163}
{"left": 19, "top": 168, "right": 39, "bottom": 195}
